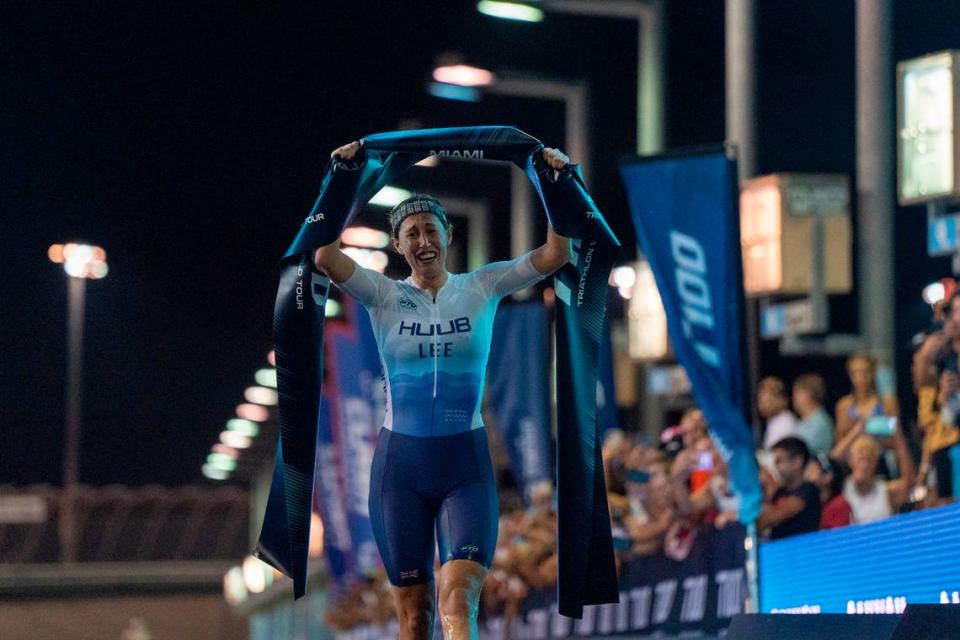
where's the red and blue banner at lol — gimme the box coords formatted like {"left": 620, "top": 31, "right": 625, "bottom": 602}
{"left": 314, "top": 296, "right": 383, "bottom": 581}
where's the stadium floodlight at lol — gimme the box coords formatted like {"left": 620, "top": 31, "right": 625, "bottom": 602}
{"left": 325, "top": 299, "right": 341, "bottom": 317}
{"left": 227, "top": 418, "right": 260, "bottom": 438}
{"left": 207, "top": 452, "right": 238, "bottom": 471}
{"left": 212, "top": 443, "right": 239, "bottom": 458}
{"left": 254, "top": 368, "right": 278, "bottom": 389}
{"left": 202, "top": 463, "right": 230, "bottom": 480}
{"left": 220, "top": 430, "right": 252, "bottom": 449}
{"left": 477, "top": 1, "right": 544, "bottom": 22}
{"left": 341, "top": 226, "right": 391, "bottom": 249}
{"left": 923, "top": 281, "right": 946, "bottom": 306}
{"left": 244, "top": 386, "right": 278, "bottom": 406}
{"left": 236, "top": 403, "right": 269, "bottom": 422}
{"left": 369, "top": 185, "right": 412, "bottom": 207}
{"left": 50, "top": 243, "right": 109, "bottom": 280}
{"left": 243, "top": 555, "right": 270, "bottom": 594}
{"left": 611, "top": 265, "right": 637, "bottom": 289}
{"left": 432, "top": 63, "right": 495, "bottom": 87}
{"left": 342, "top": 247, "right": 389, "bottom": 274}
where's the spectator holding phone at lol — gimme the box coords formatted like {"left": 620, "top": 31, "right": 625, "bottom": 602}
{"left": 834, "top": 352, "right": 899, "bottom": 445}
{"left": 793, "top": 374, "right": 835, "bottom": 458}
{"left": 683, "top": 438, "right": 740, "bottom": 528}
{"left": 758, "top": 437, "right": 821, "bottom": 539}
{"left": 669, "top": 409, "right": 709, "bottom": 483}
{"left": 843, "top": 431, "right": 915, "bottom": 524}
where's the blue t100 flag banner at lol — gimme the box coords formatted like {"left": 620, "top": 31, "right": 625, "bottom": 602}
{"left": 486, "top": 302, "right": 553, "bottom": 503}
{"left": 619, "top": 148, "right": 761, "bottom": 522}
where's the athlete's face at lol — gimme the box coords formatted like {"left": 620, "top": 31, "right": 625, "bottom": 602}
{"left": 393, "top": 213, "right": 451, "bottom": 280}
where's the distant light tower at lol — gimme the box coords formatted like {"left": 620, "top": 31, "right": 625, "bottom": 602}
{"left": 48, "top": 243, "right": 108, "bottom": 563}
{"left": 429, "top": 59, "right": 590, "bottom": 268}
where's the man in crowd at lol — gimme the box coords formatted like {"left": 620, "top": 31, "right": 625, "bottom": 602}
{"left": 793, "top": 373, "right": 834, "bottom": 458}
{"left": 759, "top": 377, "right": 799, "bottom": 452}
{"left": 758, "top": 437, "right": 821, "bottom": 539}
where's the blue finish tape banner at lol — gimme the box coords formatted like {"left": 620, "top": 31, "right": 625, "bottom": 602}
{"left": 597, "top": 319, "right": 617, "bottom": 433}
{"left": 760, "top": 503, "right": 960, "bottom": 613}
{"left": 486, "top": 301, "right": 553, "bottom": 502}
{"left": 619, "top": 148, "right": 761, "bottom": 522}
{"left": 256, "top": 126, "right": 620, "bottom": 617}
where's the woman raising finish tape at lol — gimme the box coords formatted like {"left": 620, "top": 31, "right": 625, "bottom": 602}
{"left": 314, "top": 139, "right": 571, "bottom": 640}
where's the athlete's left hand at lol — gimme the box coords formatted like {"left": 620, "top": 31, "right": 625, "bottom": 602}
{"left": 542, "top": 147, "right": 569, "bottom": 170}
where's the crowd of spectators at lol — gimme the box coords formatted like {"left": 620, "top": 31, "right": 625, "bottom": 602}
{"left": 324, "top": 283, "right": 960, "bottom": 633}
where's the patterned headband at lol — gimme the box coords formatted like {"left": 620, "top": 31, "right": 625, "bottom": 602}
{"left": 388, "top": 199, "right": 449, "bottom": 236}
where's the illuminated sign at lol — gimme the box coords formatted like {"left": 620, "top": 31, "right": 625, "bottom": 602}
{"left": 760, "top": 503, "right": 960, "bottom": 613}
{"left": 627, "top": 261, "right": 669, "bottom": 359}
{"left": 898, "top": 50, "right": 960, "bottom": 205}
{"left": 740, "top": 174, "right": 852, "bottom": 297}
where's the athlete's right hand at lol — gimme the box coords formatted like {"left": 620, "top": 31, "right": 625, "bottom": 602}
{"left": 331, "top": 140, "right": 362, "bottom": 161}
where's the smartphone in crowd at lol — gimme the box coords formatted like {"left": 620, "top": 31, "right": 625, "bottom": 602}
{"left": 627, "top": 469, "right": 650, "bottom": 484}
{"left": 865, "top": 415, "right": 897, "bottom": 437}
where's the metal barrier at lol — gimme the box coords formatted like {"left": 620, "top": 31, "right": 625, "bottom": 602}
{"left": 0, "top": 484, "right": 250, "bottom": 564}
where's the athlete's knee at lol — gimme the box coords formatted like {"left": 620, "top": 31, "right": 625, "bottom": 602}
{"left": 398, "top": 605, "right": 434, "bottom": 637}
{"left": 440, "top": 583, "right": 480, "bottom": 622}
{"left": 394, "top": 586, "right": 435, "bottom": 637}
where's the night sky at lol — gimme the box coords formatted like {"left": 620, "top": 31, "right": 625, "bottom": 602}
{"left": 4, "top": 1, "right": 960, "bottom": 487}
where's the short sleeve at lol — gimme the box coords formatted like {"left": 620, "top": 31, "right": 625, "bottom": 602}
{"left": 472, "top": 251, "right": 549, "bottom": 299}
{"left": 335, "top": 264, "right": 394, "bottom": 309}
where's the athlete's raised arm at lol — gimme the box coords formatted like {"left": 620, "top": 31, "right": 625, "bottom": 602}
{"left": 529, "top": 147, "right": 572, "bottom": 275}
{"left": 313, "top": 239, "right": 356, "bottom": 284}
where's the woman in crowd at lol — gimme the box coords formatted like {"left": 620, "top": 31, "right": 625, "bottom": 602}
{"left": 834, "top": 352, "right": 899, "bottom": 444}
{"left": 805, "top": 454, "right": 852, "bottom": 529}
{"left": 843, "top": 433, "right": 915, "bottom": 524}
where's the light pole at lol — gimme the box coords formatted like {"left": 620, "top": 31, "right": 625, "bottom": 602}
{"left": 48, "top": 243, "right": 108, "bottom": 562}
{"left": 478, "top": 0, "right": 665, "bottom": 156}
{"left": 430, "top": 62, "right": 591, "bottom": 265}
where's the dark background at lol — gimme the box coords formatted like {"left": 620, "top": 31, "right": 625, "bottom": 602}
{"left": 3, "top": 1, "right": 959, "bottom": 486}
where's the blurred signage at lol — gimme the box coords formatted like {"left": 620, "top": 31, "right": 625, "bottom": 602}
{"left": 761, "top": 502, "right": 960, "bottom": 613}
{"left": 760, "top": 299, "right": 823, "bottom": 338}
{"left": 741, "top": 174, "right": 852, "bottom": 297}
{"left": 898, "top": 50, "right": 960, "bottom": 205}
{"left": 646, "top": 365, "right": 692, "bottom": 397}
{"left": 0, "top": 495, "right": 46, "bottom": 523}
{"left": 928, "top": 214, "right": 960, "bottom": 255}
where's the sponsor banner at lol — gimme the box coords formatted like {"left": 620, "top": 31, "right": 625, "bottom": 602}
{"left": 619, "top": 149, "right": 762, "bottom": 522}
{"left": 486, "top": 302, "right": 553, "bottom": 501}
{"left": 330, "top": 524, "right": 747, "bottom": 639}
{"left": 321, "top": 297, "right": 384, "bottom": 580}
{"left": 760, "top": 502, "right": 960, "bottom": 614}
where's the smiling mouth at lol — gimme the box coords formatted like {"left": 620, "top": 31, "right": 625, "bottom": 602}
{"left": 416, "top": 250, "right": 438, "bottom": 264}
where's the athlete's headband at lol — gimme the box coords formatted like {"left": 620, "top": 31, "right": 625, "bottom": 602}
{"left": 388, "top": 198, "right": 449, "bottom": 237}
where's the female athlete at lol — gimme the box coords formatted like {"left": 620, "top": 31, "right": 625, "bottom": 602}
{"left": 313, "top": 140, "right": 571, "bottom": 640}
